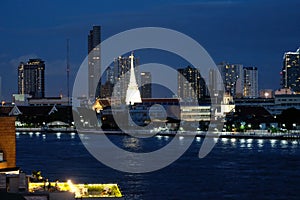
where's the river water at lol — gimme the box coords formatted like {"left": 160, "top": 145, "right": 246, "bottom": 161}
{"left": 16, "top": 132, "right": 300, "bottom": 199}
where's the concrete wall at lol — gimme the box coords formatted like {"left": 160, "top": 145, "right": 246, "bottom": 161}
{"left": 0, "top": 117, "right": 16, "bottom": 169}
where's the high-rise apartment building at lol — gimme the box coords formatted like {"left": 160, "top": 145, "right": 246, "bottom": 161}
{"left": 88, "top": 25, "right": 101, "bottom": 98}
{"left": 18, "top": 59, "right": 45, "bottom": 98}
{"left": 140, "top": 72, "right": 152, "bottom": 98}
{"left": 243, "top": 67, "right": 258, "bottom": 98}
{"left": 218, "top": 62, "right": 243, "bottom": 97}
{"left": 282, "top": 48, "right": 300, "bottom": 93}
{"left": 177, "top": 66, "right": 206, "bottom": 102}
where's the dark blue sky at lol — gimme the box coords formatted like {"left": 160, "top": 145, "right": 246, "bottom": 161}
{"left": 0, "top": 0, "right": 299, "bottom": 100}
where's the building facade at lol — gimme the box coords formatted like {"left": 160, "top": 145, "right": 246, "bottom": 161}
{"left": 281, "top": 48, "right": 300, "bottom": 93}
{"left": 218, "top": 62, "right": 243, "bottom": 97}
{"left": 177, "top": 66, "right": 206, "bottom": 102}
{"left": 0, "top": 117, "right": 16, "bottom": 169}
{"left": 88, "top": 25, "right": 101, "bottom": 99}
{"left": 140, "top": 72, "right": 152, "bottom": 98}
{"left": 18, "top": 59, "right": 45, "bottom": 98}
{"left": 243, "top": 67, "right": 258, "bottom": 98}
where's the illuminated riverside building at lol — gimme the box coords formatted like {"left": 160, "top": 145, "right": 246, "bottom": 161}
{"left": 177, "top": 66, "right": 206, "bottom": 102}
{"left": 18, "top": 59, "right": 45, "bottom": 98}
{"left": 88, "top": 25, "right": 101, "bottom": 98}
{"left": 243, "top": 67, "right": 258, "bottom": 98}
{"left": 281, "top": 47, "right": 300, "bottom": 93}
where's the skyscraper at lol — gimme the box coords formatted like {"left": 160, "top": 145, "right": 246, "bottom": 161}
{"left": 218, "top": 62, "right": 243, "bottom": 97}
{"left": 100, "top": 66, "right": 114, "bottom": 98}
{"left": 177, "top": 66, "right": 206, "bottom": 102}
{"left": 140, "top": 72, "right": 152, "bottom": 98}
{"left": 282, "top": 48, "right": 300, "bottom": 93}
{"left": 243, "top": 67, "right": 258, "bottom": 98}
{"left": 88, "top": 25, "right": 101, "bottom": 99}
{"left": 18, "top": 59, "right": 45, "bottom": 98}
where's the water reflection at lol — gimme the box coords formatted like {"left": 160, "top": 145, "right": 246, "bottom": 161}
{"left": 270, "top": 139, "right": 277, "bottom": 148}
{"left": 196, "top": 137, "right": 201, "bottom": 142}
{"left": 71, "top": 132, "right": 76, "bottom": 139}
{"left": 281, "top": 140, "right": 288, "bottom": 148}
{"left": 221, "top": 138, "right": 228, "bottom": 144}
{"left": 213, "top": 138, "right": 219, "bottom": 143}
{"left": 56, "top": 132, "right": 61, "bottom": 139}
{"left": 122, "top": 137, "right": 141, "bottom": 151}
{"left": 156, "top": 135, "right": 162, "bottom": 140}
{"left": 257, "top": 139, "right": 264, "bottom": 148}
{"left": 230, "top": 138, "right": 236, "bottom": 147}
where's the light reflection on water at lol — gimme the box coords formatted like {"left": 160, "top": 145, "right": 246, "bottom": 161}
{"left": 56, "top": 132, "right": 61, "bottom": 139}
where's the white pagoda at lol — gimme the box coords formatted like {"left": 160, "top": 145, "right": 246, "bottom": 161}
{"left": 125, "top": 52, "right": 142, "bottom": 105}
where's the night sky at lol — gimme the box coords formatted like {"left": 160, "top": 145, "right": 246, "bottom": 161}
{"left": 0, "top": 0, "right": 299, "bottom": 100}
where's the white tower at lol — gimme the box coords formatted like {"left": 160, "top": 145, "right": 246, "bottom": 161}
{"left": 125, "top": 52, "right": 142, "bottom": 105}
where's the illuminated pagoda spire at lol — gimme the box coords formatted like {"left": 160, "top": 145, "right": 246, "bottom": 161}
{"left": 125, "top": 52, "right": 142, "bottom": 105}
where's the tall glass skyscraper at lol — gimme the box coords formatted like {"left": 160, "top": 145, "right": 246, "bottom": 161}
{"left": 18, "top": 59, "right": 45, "bottom": 98}
{"left": 282, "top": 48, "right": 300, "bottom": 93}
{"left": 88, "top": 26, "right": 101, "bottom": 99}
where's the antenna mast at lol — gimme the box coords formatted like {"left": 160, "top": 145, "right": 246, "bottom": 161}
{"left": 66, "top": 39, "right": 70, "bottom": 105}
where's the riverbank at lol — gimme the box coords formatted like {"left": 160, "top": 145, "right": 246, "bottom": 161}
{"left": 16, "top": 127, "right": 300, "bottom": 140}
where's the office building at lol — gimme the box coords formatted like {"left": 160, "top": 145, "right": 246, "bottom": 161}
{"left": 177, "top": 66, "right": 206, "bottom": 102}
{"left": 88, "top": 25, "right": 101, "bottom": 98}
{"left": 281, "top": 48, "right": 300, "bottom": 93}
{"left": 140, "top": 72, "right": 152, "bottom": 98}
{"left": 18, "top": 59, "right": 45, "bottom": 98}
{"left": 243, "top": 67, "right": 258, "bottom": 98}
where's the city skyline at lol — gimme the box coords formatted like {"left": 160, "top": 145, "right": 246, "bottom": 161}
{"left": 0, "top": 0, "right": 299, "bottom": 100}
